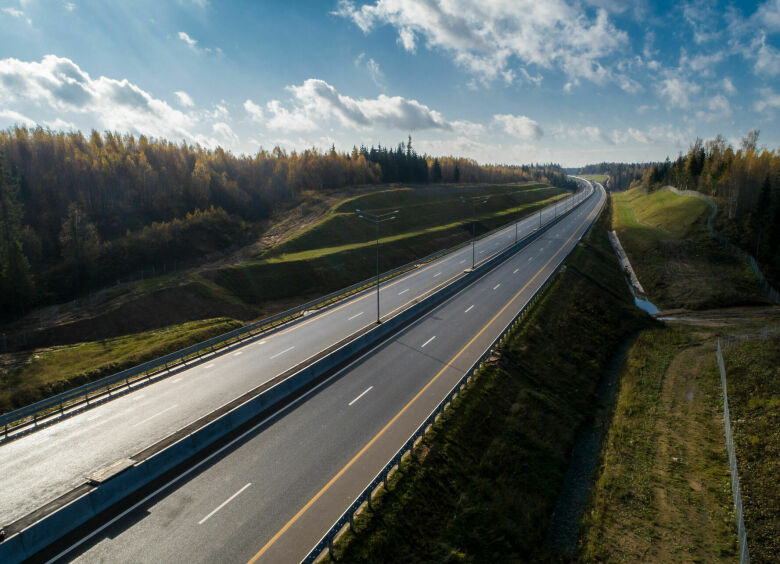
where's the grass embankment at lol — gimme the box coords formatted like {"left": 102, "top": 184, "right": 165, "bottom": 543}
{"left": 579, "top": 174, "right": 608, "bottom": 184}
{"left": 0, "top": 183, "right": 566, "bottom": 415}
{"left": 213, "top": 184, "right": 567, "bottom": 303}
{"left": 721, "top": 336, "right": 780, "bottom": 563}
{"left": 581, "top": 328, "right": 737, "bottom": 562}
{"left": 0, "top": 317, "right": 241, "bottom": 413}
{"left": 612, "top": 187, "right": 765, "bottom": 310}
{"left": 329, "top": 198, "right": 652, "bottom": 562}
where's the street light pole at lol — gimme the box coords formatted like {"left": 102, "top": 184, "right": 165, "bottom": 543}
{"left": 356, "top": 209, "right": 398, "bottom": 324}
{"left": 460, "top": 196, "right": 489, "bottom": 270}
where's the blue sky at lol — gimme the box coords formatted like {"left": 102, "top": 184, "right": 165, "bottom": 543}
{"left": 0, "top": 0, "right": 778, "bottom": 166}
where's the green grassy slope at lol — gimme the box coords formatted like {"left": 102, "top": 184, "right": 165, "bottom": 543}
{"left": 329, "top": 198, "right": 652, "bottom": 562}
{"left": 721, "top": 336, "right": 780, "bottom": 563}
{"left": 212, "top": 184, "right": 567, "bottom": 304}
{"left": 0, "top": 317, "right": 242, "bottom": 413}
{"left": 612, "top": 188, "right": 766, "bottom": 310}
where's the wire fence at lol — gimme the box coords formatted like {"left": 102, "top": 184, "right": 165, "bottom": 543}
{"left": 662, "top": 186, "right": 780, "bottom": 304}
{"left": 716, "top": 338, "right": 750, "bottom": 564}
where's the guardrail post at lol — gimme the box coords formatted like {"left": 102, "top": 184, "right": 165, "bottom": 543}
{"left": 59, "top": 400, "right": 64, "bottom": 415}
{"left": 327, "top": 536, "right": 335, "bottom": 560}
{"left": 348, "top": 511, "right": 355, "bottom": 533}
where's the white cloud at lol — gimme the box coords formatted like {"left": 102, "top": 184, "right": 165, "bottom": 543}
{"left": 355, "top": 53, "right": 386, "bottom": 88}
{"left": 610, "top": 124, "right": 691, "bottom": 147}
{"left": 178, "top": 31, "right": 198, "bottom": 49}
{"left": 177, "top": 31, "right": 221, "bottom": 56}
{"left": 754, "top": 36, "right": 780, "bottom": 76}
{"left": 683, "top": 0, "right": 721, "bottom": 44}
{"left": 64, "top": 2, "right": 76, "bottom": 11}
{"left": 366, "top": 58, "right": 385, "bottom": 88}
{"left": 334, "top": 0, "right": 632, "bottom": 90}
{"left": 174, "top": 90, "right": 194, "bottom": 107}
{"left": 265, "top": 99, "right": 318, "bottom": 132}
{"left": 696, "top": 94, "right": 732, "bottom": 121}
{"left": 657, "top": 77, "right": 701, "bottom": 109}
{"left": 722, "top": 77, "right": 737, "bottom": 95}
{"left": 44, "top": 117, "right": 77, "bottom": 130}
{"left": 243, "top": 99, "right": 264, "bottom": 122}
{"left": 287, "top": 78, "right": 451, "bottom": 131}
{"left": 492, "top": 114, "right": 542, "bottom": 141}
{"left": 0, "top": 109, "right": 36, "bottom": 127}
{"left": 754, "top": 87, "right": 780, "bottom": 112}
{"left": 0, "top": 55, "right": 206, "bottom": 142}
{"left": 755, "top": 0, "right": 780, "bottom": 32}
{"left": 2, "top": 6, "right": 32, "bottom": 25}
{"left": 212, "top": 122, "right": 238, "bottom": 146}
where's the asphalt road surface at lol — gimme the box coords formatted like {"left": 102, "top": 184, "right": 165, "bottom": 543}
{"left": 0, "top": 186, "right": 586, "bottom": 528}
{"left": 42, "top": 181, "right": 606, "bottom": 563}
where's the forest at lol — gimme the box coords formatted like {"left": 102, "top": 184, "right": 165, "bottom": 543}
{"left": 0, "top": 127, "right": 576, "bottom": 318}
{"left": 578, "top": 162, "right": 656, "bottom": 191}
{"left": 637, "top": 131, "right": 780, "bottom": 287}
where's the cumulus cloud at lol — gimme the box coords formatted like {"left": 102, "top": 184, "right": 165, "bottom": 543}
{"left": 0, "top": 109, "right": 36, "bottom": 127}
{"left": 265, "top": 99, "right": 318, "bottom": 132}
{"left": 174, "top": 90, "right": 195, "bottom": 107}
{"left": 657, "top": 77, "right": 701, "bottom": 109}
{"left": 282, "top": 78, "right": 451, "bottom": 131}
{"left": 0, "top": 54, "right": 204, "bottom": 142}
{"left": 334, "top": 0, "right": 633, "bottom": 90}
{"left": 696, "top": 94, "right": 732, "bottom": 121}
{"left": 212, "top": 122, "right": 238, "bottom": 145}
{"left": 243, "top": 99, "right": 264, "bottom": 122}
{"left": 178, "top": 31, "right": 198, "bottom": 49}
{"left": 755, "top": 0, "right": 780, "bottom": 31}
{"left": 492, "top": 114, "right": 542, "bottom": 141}
{"left": 754, "top": 87, "right": 780, "bottom": 112}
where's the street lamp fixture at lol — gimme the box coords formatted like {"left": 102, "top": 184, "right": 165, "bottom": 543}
{"left": 460, "top": 196, "right": 489, "bottom": 270}
{"left": 356, "top": 209, "right": 398, "bottom": 324}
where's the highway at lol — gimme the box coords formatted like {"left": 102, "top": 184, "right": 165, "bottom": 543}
{"left": 0, "top": 186, "right": 585, "bottom": 530}
{"left": 41, "top": 181, "right": 606, "bottom": 563}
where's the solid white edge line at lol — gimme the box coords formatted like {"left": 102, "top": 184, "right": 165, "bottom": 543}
{"left": 198, "top": 483, "right": 252, "bottom": 525}
{"left": 421, "top": 336, "right": 436, "bottom": 348}
{"left": 348, "top": 386, "right": 374, "bottom": 407}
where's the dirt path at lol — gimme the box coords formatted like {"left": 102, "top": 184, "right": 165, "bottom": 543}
{"left": 648, "top": 336, "right": 736, "bottom": 562}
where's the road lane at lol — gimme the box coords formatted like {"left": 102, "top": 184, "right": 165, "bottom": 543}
{"left": 51, "top": 182, "right": 604, "bottom": 564}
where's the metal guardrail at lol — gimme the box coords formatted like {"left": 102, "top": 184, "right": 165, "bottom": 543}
{"left": 301, "top": 183, "right": 600, "bottom": 563}
{"left": 0, "top": 189, "right": 587, "bottom": 442}
{"left": 716, "top": 339, "right": 750, "bottom": 564}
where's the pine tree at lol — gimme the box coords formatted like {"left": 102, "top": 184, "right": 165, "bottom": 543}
{"left": 0, "top": 152, "right": 34, "bottom": 315}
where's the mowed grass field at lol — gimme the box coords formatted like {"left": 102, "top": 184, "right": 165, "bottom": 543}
{"left": 720, "top": 336, "right": 780, "bottom": 563}
{"left": 612, "top": 188, "right": 766, "bottom": 310}
{"left": 0, "top": 317, "right": 241, "bottom": 413}
{"left": 579, "top": 173, "right": 608, "bottom": 184}
{"left": 212, "top": 183, "right": 568, "bottom": 303}
{"left": 1, "top": 182, "right": 568, "bottom": 413}
{"left": 327, "top": 196, "right": 653, "bottom": 562}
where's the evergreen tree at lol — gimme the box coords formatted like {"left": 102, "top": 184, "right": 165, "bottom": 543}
{"left": 0, "top": 153, "right": 34, "bottom": 315}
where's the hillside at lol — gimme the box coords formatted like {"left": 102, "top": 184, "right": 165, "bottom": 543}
{"left": 612, "top": 187, "right": 767, "bottom": 310}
